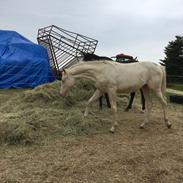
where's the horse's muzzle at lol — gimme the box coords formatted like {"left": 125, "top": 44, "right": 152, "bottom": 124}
{"left": 60, "top": 91, "right": 64, "bottom": 97}
{"left": 60, "top": 91, "right": 67, "bottom": 97}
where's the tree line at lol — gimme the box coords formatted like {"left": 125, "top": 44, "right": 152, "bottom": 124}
{"left": 161, "top": 36, "right": 183, "bottom": 83}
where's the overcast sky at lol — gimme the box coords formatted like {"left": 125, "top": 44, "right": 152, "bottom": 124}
{"left": 1, "top": 0, "right": 183, "bottom": 62}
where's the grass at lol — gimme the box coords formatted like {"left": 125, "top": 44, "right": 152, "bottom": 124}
{"left": 167, "top": 83, "right": 183, "bottom": 91}
{"left": 0, "top": 80, "right": 182, "bottom": 183}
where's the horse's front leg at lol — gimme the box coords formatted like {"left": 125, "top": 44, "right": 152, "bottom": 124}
{"left": 108, "top": 89, "right": 118, "bottom": 133}
{"left": 84, "top": 89, "right": 102, "bottom": 117}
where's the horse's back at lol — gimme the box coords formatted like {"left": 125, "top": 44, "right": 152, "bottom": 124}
{"left": 105, "top": 61, "right": 164, "bottom": 92}
{"left": 69, "top": 60, "right": 164, "bottom": 93}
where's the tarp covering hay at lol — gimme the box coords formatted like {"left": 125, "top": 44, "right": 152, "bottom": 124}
{"left": 0, "top": 30, "right": 55, "bottom": 88}
{"left": 0, "top": 79, "right": 129, "bottom": 145}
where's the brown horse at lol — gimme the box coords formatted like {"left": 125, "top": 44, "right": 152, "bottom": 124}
{"left": 60, "top": 60, "right": 172, "bottom": 132}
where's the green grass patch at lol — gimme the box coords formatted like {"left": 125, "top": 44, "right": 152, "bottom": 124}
{"left": 167, "top": 83, "right": 183, "bottom": 91}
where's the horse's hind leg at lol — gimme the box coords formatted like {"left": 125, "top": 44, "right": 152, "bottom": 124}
{"left": 84, "top": 89, "right": 102, "bottom": 117}
{"left": 125, "top": 92, "right": 135, "bottom": 111}
{"left": 99, "top": 94, "right": 111, "bottom": 109}
{"left": 140, "top": 86, "right": 152, "bottom": 128}
{"left": 108, "top": 89, "right": 118, "bottom": 133}
{"left": 154, "top": 90, "right": 172, "bottom": 128}
{"left": 140, "top": 89, "right": 146, "bottom": 111}
{"left": 105, "top": 93, "right": 111, "bottom": 108}
{"left": 99, "top": 96, "right": 103, "bottom": 109}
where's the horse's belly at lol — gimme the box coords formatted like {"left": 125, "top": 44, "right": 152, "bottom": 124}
{"left": 116, "top": 73, "right": 147, "bottom": 93}
{"left": 117, "top": 83, "right": 142, "bottom": 93}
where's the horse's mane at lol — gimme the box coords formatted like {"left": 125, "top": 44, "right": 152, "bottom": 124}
{"left": 82, "top": 53, "right": 112, "bottom": 61}
{"left": 70, "top": 60, "right": 113, "bottom": 69}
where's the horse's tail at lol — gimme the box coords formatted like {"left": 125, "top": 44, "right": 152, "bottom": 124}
{"left": 161, "top": 66, "right": 167, "bottom": 99}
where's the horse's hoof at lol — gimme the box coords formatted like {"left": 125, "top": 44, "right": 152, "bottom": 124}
{"left": 167, "top": 123, "right": 172, "bottom": 129}
{"left": 83, "top": 113, "right": 88, "bottom": 117}
{"left": 139, "top": 125, "right": 145, "bottom": 129}
{"left": 109, "top": 127, "right": 115, "bottom": 133}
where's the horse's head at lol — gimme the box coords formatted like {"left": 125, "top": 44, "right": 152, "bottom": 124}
{"left": 60, "top": 69, "right": 75, "bottom": 97}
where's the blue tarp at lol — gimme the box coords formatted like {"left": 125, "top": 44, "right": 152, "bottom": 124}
{"left": 0, "top": 30, "right": 55, "bottom": 88}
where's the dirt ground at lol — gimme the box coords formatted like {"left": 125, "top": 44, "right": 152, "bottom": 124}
{"left": 0, "top": 81, "right": 183, "bottom": 183}
{"left": 0, "top": 96, "right": 182, "bottom": 183}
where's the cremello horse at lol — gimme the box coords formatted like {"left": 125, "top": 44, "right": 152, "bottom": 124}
{"left": 60, "top": 60, "right": 172, "bottom": 132}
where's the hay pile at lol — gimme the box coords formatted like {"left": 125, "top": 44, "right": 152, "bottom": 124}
{"left": 0, "top": 79, "right": 128, "bottom": 145}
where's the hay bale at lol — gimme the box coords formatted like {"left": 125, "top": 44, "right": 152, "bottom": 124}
{"left": 0, "top": 120, "right": 37, "bottom": 145}
{"left": 0, "top": 79, "right": 100, "bottom": 145}
{"left": 23, "top": 79, "right": 95, "bottom": 106}
{"left": 23, "top": 81, "right": 61, "bottom": 102}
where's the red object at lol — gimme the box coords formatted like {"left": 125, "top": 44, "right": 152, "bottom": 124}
{"left": 116, "top": 53, "right": 133, "bottom": 59}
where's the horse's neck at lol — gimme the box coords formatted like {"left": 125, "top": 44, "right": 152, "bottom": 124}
{"left": 70, "top": 63, "right": 98, "bottom": 81}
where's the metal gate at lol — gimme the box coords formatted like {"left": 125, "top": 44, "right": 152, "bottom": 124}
{"left": 37, "top": 25, "right": 98, "bottom": 77}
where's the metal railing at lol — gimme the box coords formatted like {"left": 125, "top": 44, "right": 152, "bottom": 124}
{"left": 37, "top": 25, "right": 98, "bottom": 77}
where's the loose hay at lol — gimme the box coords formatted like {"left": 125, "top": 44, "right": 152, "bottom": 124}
{"left": 0, "top": 79, "right": 116, "bottom": 145}
{"left": 0, "top": 80, "right": 183, "bottom": 183}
